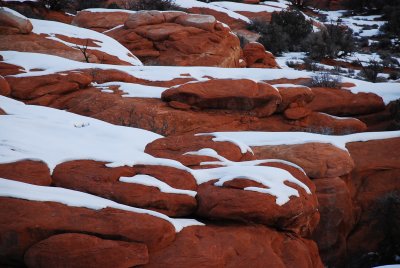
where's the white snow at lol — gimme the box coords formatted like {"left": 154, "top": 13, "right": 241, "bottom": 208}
{"left": 193, "top": 165, "right": 311, "bottom": 205}
{"left": 83, "top": 8, "right": 137, "bottom": 14}
{"left": 211, "top": 1, "right": 282, "bottom": 13}
{"left": 0, "top": 96, "right": 187, "bottom": 173}
{"left": 0, "top": 178, "right": 203, "bottom": 232}
{"left": 0, "top": 96, "right": 315, "bottom": 206}
{"left": 206, "top": 131, "right": 400, "bottom": 151}
{"left": 196, "top": 133, "right": 254, "bottom": 154}
{"left": 317, "top": 10, "right": 386, "bottom": 37}
{"left": 120, "top": 174, "right": 197, "bottom": 197}
{"left": 2, "top": 51, "right": 400, "bottom": 104}
{"left": 29, "top": 17, "right": 142, "bottom": 66}
{"left": 173, "top": 0, "right": 251, "bottom": 23}
{"left": 184, "top": 148, "right": 306, "bottom": 174}
{"left": 96, "top": 82, "right": 167, "bottom": 98}
{"left": 1, "top": 7, "right": 29, "bottom": 20}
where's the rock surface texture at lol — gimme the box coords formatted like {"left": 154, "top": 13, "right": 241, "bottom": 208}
{"left": 103, "top": 10, "right": 242, "bottom": 67}
{"left": 0, "top": 5, "right": 400, "bottom": 268}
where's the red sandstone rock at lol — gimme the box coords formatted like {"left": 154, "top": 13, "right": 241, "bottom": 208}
{"left": 284, "top": 106, "right": 312, "bottom": 120}
{"left": 187, "top": 6, "right": 248, "bottom": 30}
{"left": 0, "top": 160, "right": 51, "bottom": 186}
{"left": 145, "top": 134, "right": 255, "bottom": 168}
{"left": 0, "top": 61, "right": 23, "bottom": 76}
{"left": 295, "top": 112, "right": 367, "bottom": 134}
{"left": 252, "top": 142, "right": 354, "bottom": 178}
{"left": 312, "top": 177, "right": 356, "bottom": 267}
{"left": 24, "top": 233, "right": 148, "bottom": 268}
{"left": 5, "top": 71, "right": 92, "bottom": 100}
{"left": 196, "top": 162, "right": 319, "bottom": 235}
{"left": 0, "top": 11, "right": 139, "bottom": 65}
{"left": 243, "top": 42, "right": 280, "bottom": 68}
{"left": 0, "top": 75, "right": 10, "bottom": 96}
{"left": 162, "top": 79, "right": 282, "bottom": 117}
{"left": 0, "top": 7, "right": 33, "bottom": 34}
{"left": 147, "top": 225, "right": 323, "bottom": 268}
{"left": 305, "top": 87, "right": 385, "bottom": 116}
{"left": 52, "top": 160, "right": 197, "bottom": 217}
{"left": 0, "top": 197, "right": 175, "bottom": 266}
{"left": 106, "top": 11, "right": 242, "bottom": 67}
{"left": 276, "top": 85, "right": 315, "bottom": 112}
{"left": 72, "top": 10, "right": 131, "bottom": 32}
{"left": 343, "top": 138, "right": 400, "bottom": 265}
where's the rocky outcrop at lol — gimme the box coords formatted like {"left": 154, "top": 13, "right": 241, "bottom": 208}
{"left": 344, "top": 137, "right": 400, "bottom": 266}
{"left": 0, "top": 8, "right": 141, "bottom": 65}
{"left": 0, "top": 197, "right": 175, "bottom": 266}
{"left": 243, "top": 42, "right": 280, "bottom": 68}
{"left": 24, "top": 233, "right": 148, "bottom": 268}
{"left": 252, "top": 143, "right": 354, "bottom": 178}
{"left": 0, "top": 160, "right": 52, "bottom": 186}
{"left": 162, "top": 79, "right": 282, "bottom": 117}
{"left": 1, "top": 66, "right": 366, "bottom": 135}
{"left": 72, "top": 10, "right": 132, "bottom": 32}
{"left": 312, "top": 177, "right": 356, "bottom": 267}
{"left": 105, "top": 10, "right": 242, "bottom": 67}
{"left": 196, "top": 162, "right": 319, "bottom": 236}
{"left": 52, "top": 160, "right": 197, "bottom": 217}
{"left": 305, "top": 87, "right": 386, "bottom": 116}
{"left": 147, "top": 225, "right": 323, "bottom": 268}
{"left": 0, "top": 7, "right": 33, "bottom": 34}
{"left": 145, "top": 133, "right": 255, "bottom": 168}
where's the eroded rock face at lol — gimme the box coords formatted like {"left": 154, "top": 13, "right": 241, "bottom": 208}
{"left": 162, "top": 79, "right": 282, "bottom": 117}
{"left": 0, "top": 160, "right": 51, "bottom": 186}
{"left": 312, "top": 177, "right": 356, "bottom": 267}
{"left": 72, "top": 10, "right": 132, "bottom": 32}
{"left": 243, "top": 42, "right": 280, "bottom": 68}
{"left": 252, "top": 142, "right": 355, "bottom": 178}
{"left": 105, "top": 10, "right": 242, "bottom": 67}
{"left": 0, "top": 9, "right": 140, "bottom": 65}
{"left": 147, "top": 225, "right": 323, "bottom": 268}
{"left": 52, "top": 160, "right": 197, "bottom": 217}
{"left": 0, "top": 7, "right": 33, "bottom": 34}
{"left": 145, "top": 134, "right": 255, "bottom": 168}
{"left": 196, "top": 162, "right": 319, "bottom": 236}
{"left": 306, "top": 87, "right": 386, "bottom": 116}
{"left": 0, "top": 197, "right": 175, "bottom": 266}
{"left": 345, "top": 138, "right": 400, "bottom": 266}
{"left": 24, "top": 233, "right": 148, "bottom": 268}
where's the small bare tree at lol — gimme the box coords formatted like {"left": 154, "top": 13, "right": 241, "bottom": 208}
{"left": 75, "top": 39, "right": 90, "bottom": 63}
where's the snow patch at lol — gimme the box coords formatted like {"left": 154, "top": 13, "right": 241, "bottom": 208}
{"left": 0, "top": 178, "right": 203, "bottom": 232}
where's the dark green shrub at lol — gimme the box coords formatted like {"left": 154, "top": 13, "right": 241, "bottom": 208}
{"left": 303, "top": 23, "right": 355, "bottom": 59}
{"left": 39, "top": 0, "right": 73, "bottom": 10}
{"left": 76, "top": 0, "right": 106, "bottom": 10}
{"left": 248, "top": 10, "right": 312, "bottom": 55}
{"left": 126, "top": 0, "right": 184, "bottom": 11}
{"left": 309, "top": 72, "right": 342, "bottom": 88}
{"left": 359, "top": 59, "right": 384, "bottom": 82}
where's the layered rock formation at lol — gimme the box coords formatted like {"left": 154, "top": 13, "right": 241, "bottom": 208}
{"left": 74, "top": 9, "right": 242, "bottom": 67}
{"left": 1, "top": 4, "right": 400, "bottom": 268}
{"left": 0, "top": 7, "right": 141, "bottom": 65}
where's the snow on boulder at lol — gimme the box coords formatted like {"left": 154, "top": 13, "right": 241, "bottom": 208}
{"left": 52, "top": 160, "right": 197, "bottom": 217}
{"left": 0, "top": 9, "right": 142, "bottom": 65}
{"left": 145, "top": 133, "right": 255, "bottom": 169}
{"left": 193, "top": 162, "right": 319, "bottom": 235}
{"left": 161, "top": 79, "right": 282, "bottom": 117}
{"left": 72, "top": 9, "right": 136, "bottom": 32}
{"left": 106, "top": 10, "right": 242, "bottom": 67}
{"left": 0, "top": 7, "right": 32, "bottom": 34}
